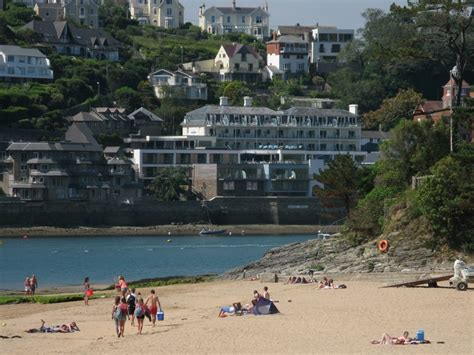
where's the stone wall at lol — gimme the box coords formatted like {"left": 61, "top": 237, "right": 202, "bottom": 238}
{"left": 0, "top": 197, "right": 345, "bottom": 227}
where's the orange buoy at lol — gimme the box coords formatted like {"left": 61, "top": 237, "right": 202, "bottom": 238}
{"left": 378, "top": 239, "right": 389, "bottom": 253}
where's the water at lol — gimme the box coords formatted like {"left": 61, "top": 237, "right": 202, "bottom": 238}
{"left": 0, "top": 234, "right": 314, "bottom": 290}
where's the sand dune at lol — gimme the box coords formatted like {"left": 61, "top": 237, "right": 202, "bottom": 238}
{"left": 0, "top": 279, "right": 472, "bottom": 354}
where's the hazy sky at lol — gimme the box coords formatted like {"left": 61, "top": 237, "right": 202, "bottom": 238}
{"left": 180, "top": 0, "right": 408, "bottom": 30}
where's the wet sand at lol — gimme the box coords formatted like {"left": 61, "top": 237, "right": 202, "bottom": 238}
{"left": 0, "top": 279, "right": 472, "bottom": 354}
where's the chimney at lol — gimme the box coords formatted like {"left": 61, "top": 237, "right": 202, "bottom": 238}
{"left": 232, "top": 0, "right": 236, "bottom": 9}
{"left": 243, "top": 96, "right": 253, "bottom": 107}
{"left": 220, "top": 96, "right": 229, "bottom": 106}
{"left": 349, "top": 104, "right": 358, "bottom": 116}
{"left": 272, "top": 31, "right": 276, "bottom": 41}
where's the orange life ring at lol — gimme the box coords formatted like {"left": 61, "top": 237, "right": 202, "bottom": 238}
{"left": 378, "top": 239, "right": 389, "bottom": 253}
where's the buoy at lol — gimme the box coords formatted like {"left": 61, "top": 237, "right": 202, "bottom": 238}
{"left": 228, "top": 232, "right": 232, "bottom": 236}
{"left": 22, "top": 235, "right": 28, "bottom": 239}
{"left": 167, "top": 239, "right": 172, "bottom": 243}
{"left": 167, "top": 231, "right": 171, "bottom": 235}
{"left": 378, "top": 239, "right": 390, "bottom": 253}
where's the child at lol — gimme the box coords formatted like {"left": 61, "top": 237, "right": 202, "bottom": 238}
{"left": 126, "top": 288, "right": 137, "bottom": 326}
{"left": 134, "top": 298, "right": 145, "bottom": 335}
{"left": 263, "top": 286, "right": 270, "bottom": 300}
{"left": 111, "top": 296, "right": 121, "bottom": 337}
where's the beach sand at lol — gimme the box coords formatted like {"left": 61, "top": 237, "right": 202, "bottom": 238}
{"left": 0, "top": 279, "right": 472, "bottom": 354}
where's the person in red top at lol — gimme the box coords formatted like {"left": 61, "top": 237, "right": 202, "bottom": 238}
{"left": 118, "top": 297, "right": 129, "bottom": 337}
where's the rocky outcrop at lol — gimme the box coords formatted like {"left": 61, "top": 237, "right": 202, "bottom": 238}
{"left": 221, "top": 233, "right": 462, "bottom": 280}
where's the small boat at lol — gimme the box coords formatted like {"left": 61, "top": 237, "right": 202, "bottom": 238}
{"left": 199, "top": 228, "right": 227, "bottom": 235}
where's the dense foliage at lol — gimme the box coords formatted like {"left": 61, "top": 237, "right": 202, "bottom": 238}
{"left": 147, "top": 167, "right": 188, "bottom": 201}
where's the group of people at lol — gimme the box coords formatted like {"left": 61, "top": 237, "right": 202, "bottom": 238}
{"left": 111, "top": 276, "right": 163, "bottom": 337}
{"left": 218, "top": 286, "right": 271, "bottom": 317}
{"left": 26, "top": 320, "right": 79, "bottom": 334}
{"left": 23, "top": 275, "right": 38, "bottom": 296}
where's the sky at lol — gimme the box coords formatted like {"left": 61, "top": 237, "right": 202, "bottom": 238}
{"left": 180, "top": 0, "right": 408, "bottom": 30}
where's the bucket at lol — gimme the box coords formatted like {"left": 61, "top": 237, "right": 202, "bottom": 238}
{"left": 157, "top": 311, "right": 164, "bottom": 321}
{"left": 416, "top": 330, "right": 424, "bottom": 341}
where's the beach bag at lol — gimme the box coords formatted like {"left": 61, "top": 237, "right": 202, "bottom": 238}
{"left": 127, "top": 294, "right": 135, "bottom": 306}
{"left": 134, "top": 306, "right": 144, "bottom": 318}
{"left": 113, "top": 306, "right": 122, "bottom": 320}
{"left": 86, "top": 289, "right": 94, "bottom": 297}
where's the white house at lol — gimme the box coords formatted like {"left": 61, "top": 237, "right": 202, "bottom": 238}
{"left": 182, "top": 43, "right": 263, "bottom": 82}
{"left": 266, "top": 35, "right": 309, "bottom": 79}
{"left": 148, "top": 69, "right": 208, "bottom": 100}
{"left": 0, "top": 45, "right": 53, "bottom": 81}
{"left": 129, "top": 0, "right": 184, "bottom": 28}
{"left": 199, "top": 0, "right": 269, "bottom": 40}
{"left": 311, "top": 25, "right": 354, "bottom": 73}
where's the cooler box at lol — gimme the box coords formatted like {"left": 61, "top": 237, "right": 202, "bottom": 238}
{"left": 157, "top": 311, "right": 164, "bottom": 321}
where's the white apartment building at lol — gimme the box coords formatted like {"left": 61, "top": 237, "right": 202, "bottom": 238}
{"left": 199, "top": 0, "right": 269, "bottom": 40}
{"left": 266, "top": 35, "right": 309, "bottom": 78}
{"left": 0, "top": 45, "right": 53, "bottom": 81}
{"left": 148, "top": 69, "right": 208, "bottom": 100}
{"left": 311, "top": 25, "right": 354, "bottom": 72}
{"left": 129, "top": 0, "right": 184, "bottom": 28}
{"left": 128, "top": 97, "right": 365, "bottom": 181}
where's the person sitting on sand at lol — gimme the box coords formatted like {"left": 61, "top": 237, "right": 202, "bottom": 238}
{"left": 218, "top": 302, "right": 242, "bottom": 317}
{"left": 26, "top": 320, "right": 80, "bottom": 333}
{"left": 286, "top": 276, "right": 296, "bottom": 284}
{"left": 262, "top": 286, "right": 270, "bottom": 300}
{"left": 318, "top": 277, "right": 329, "bottom": 289}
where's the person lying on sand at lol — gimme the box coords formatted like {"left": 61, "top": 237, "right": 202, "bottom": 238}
{"left": 26, "top": 320, "right": 80, "bottom": 333}
{"left": 218, "top": 302, "right": 242, "bottom": 317}
{"left": 371, "top": 331, "right": 414, "bottom": 345}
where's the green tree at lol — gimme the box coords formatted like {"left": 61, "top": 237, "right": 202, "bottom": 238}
{"left": 378, "top": 120, "right": 450, "bottom": 187}
{"left": 219, "top": 81, "right": 252, "bottom": 106}
{"left": 114, "top": 87, "right": 143, "bottom": 112}
{"left": 364, "top": 89, "right": 424, "bottom": 130}
{"left": 416, "top": 148, "right": 474, "bottom": 251}
{"left": 147, "top": 167, "right": 188, "bottom": 201}
{"left": 313, "top": 155, "right": 359, "bottom": 216}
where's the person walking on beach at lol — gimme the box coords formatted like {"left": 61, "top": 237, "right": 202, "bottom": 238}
{"left": 30, "top": 275, "right": 38, "bottom": 296}
{"left": 112, "top": 296, "right": 121, "bottom": 337}
{"left": 83, "top": 277, "right": 91, "bottom": 306}
{"left": 126, "top": 288, "right": 137, "bottom": 326}
{"left": 134, "top": 298, "right": 145, "bottom": 335}
{"left": 24, "top": 277, "right": 31, "bottom": 296}
{"left": 117, "top": 276, "right": 128, "bottom": 297}
{"left": 145, "top": 290, "right": 161, "bottom": 327}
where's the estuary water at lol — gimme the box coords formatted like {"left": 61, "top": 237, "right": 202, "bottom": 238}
{"left": 0, "top": 234, "right": 315, "bottom": 290}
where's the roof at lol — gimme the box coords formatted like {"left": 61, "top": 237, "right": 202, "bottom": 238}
{"left": 265, "top": 65, "right": 285, "bottom": 75}
{"left": 221, "top": 44, "right": 260, "bottom": 59}
{"left": 104, "top": 146, "right": 121, "bottom": 154}
{"left": 361, "top": 130, "right": 391, "bottom": 140}
{"left": 284, "top": 107, "right": 357, "bottom": 117}
{"left": 69, "top": 112, "right": 102, "bottom": 122}
{"left": 7, "top": 142, "right": 102, "bottom": 152}
{"left": 64, "top": 123, "right": 101, "bottom": 148}
{"left": 128, "top": 107, "right": 163, "bottom": 122}
{"left": 444, "top": 78, "right": 470, "bottom": 88}
{"left": 267, "top": 35, "right": 307, "bottom": 44}
{"left": 277, "top": 25, "right": 314, "bottom": 35}
{"left": 0, "top": 45, "right": 47, "bottom": 58}
{"left": 183, "top": 105, "right": 280, "bottom": 125}
{"left": 35, "top": 2, "right": 62, "bottom": 8}
{"left": 22, "top": 20, "right": 120, "bottom": 49}
{"left": 416, "top": 100, "right": 444, "bottom": 113}
{"left": 149, "top": 69, "right": 195, "bottom": 79}
{"left": 213, "top": 6, "right": 263, "bottom": 15}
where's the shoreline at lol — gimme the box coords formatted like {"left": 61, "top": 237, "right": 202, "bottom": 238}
{"left": 0, "top": 224, "right": 340, "bottom": 238}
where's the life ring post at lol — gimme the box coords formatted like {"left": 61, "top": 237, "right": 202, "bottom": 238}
{"left": 378, "top": 239, "right": 390, "bottom": 253}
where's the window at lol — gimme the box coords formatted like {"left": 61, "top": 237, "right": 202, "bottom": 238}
{"left": 167, "top": 8, "right": 172, "bottom": 16}
{"left": 20, "top": 153, "right": 27, "bottom": 162}
{"left": 331, "top": 44, "right": 341, "bottom": 53}
{"left": 339, "top": 33, "right": 353, "bottom": 42}
{"left": 241, "top": 53, "right": 246, "bottom": 61}
{"left": 223, "top": 181, "right": 234, "bottom": 190}
{"left": 211, "top": 15, "right": 215, "bottom": 23}
{"left": 297, "top": 63, "right": 305, "bottom": 71}
{"left": 80, "top": 7, "right": 85, "bottom": 16}
{"left": 319, "top": 44, "right": 325, "bottom": 53}
{"left": 241, "top": 16, "right": 245, "bottom": 23}
{"left": 248, "top": 63, "right": 253, "bottom": 71}
{"left": 246, "top": 181, "right": 258, "bottom": 191}
{"left": 283, "top": 63, "right": 291, "bottom": 71}
{"left": 153, "top": 8, "right": 157, "bottom": 14}
{"left": 320, "top": 130, "right": 327, "bottom": 138}
{"left": 7, "top": 55, "right": 14, "bottom": 62}
{"left": 45, "top": 11, "right": 49, "bottom": 17}
{"left": 234, "top": 63, "right": 240, "bottom": 70}
{"left": 90, "top": 8, "right": 94, "bottom": 14}
{"left": 320, "top": 143, "right": 326, "bottom": 150}
{"left": 166, "top": 0, "right": 172, "bottom": 3}
{"left": 348, "top": 131, "right": 355, "bottom": 139}
{"left": 20, "top": 164, "right": 27, "bottom": 171}
{"left": 255, "top": 16, "right": 262, "bottom": 23}
{"left": 227, "top": 16, "right": 231, "bottom": 23}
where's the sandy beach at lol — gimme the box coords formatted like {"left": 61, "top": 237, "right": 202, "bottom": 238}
{"left": 0, "top": 278, "right": 472, "bottom": 354}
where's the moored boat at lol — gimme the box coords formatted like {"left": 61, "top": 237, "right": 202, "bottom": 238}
{"left": 199, "top": 229, "right": 227, "bottom": 235}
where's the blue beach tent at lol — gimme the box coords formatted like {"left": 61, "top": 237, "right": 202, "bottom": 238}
{"left": 252, "top": 298, "right": 280, "bottom": 315}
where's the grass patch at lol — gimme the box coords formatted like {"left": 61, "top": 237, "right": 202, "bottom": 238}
{"left": 0, "top": 293, "right": 106, "bottom": 305}
{"left": 105, "top": 275, "right": 216, "bottom": 290}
